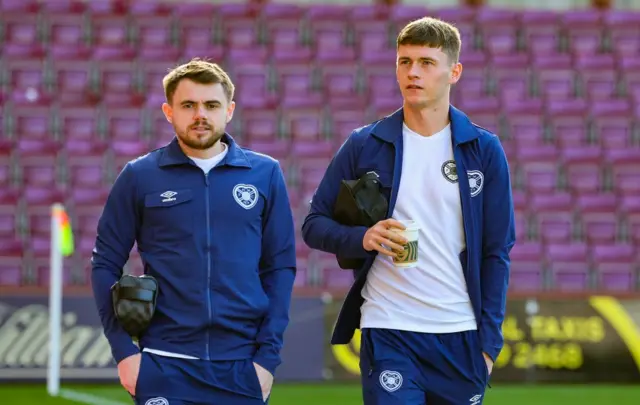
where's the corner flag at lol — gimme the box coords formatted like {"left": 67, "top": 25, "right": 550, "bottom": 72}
{"left": 53, "top": 204, "right": 74, "bottom": 257}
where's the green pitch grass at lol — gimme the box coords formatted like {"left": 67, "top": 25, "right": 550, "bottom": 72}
{"left": 1, "top": 383, "right": 639, "bottom": 404}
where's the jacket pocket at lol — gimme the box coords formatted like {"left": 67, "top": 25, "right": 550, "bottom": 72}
{"left": 360, "top": 328, "right": 377, "bottom": 375}
{"left": 143, "top": 189, "right": 194, "bottom": 243}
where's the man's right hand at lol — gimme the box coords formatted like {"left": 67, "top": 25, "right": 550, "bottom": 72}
{"left": 117, "top": 353, "right": 142, "bottom": 396}
{"left": 363, "top": 218, "right": 407, "bottom": 257}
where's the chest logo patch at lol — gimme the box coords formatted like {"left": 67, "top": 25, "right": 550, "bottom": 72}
{"left": 233, "top": 184, "right": 259, "bottom": 209}
{"left": 467, "top": 170, "right": 484, "bottom": 197}
{"left": 441, "top": 160, "right": 458, "bottom": 183}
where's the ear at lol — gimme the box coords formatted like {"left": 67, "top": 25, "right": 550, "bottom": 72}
{"left": 161, "top": 103, "right": 173, "bottom": 123}
{"left": 450, "top": 62, "right": 463, "bottom": 85}
{"left": 226, "top": 101, "right": 236, "bottom": 123}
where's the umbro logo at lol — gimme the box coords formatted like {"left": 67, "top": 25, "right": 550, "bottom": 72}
{"left": 160, "top": 191, "right": 177, "bottom": 202}
{"left": 470, "top": 394, "right": 482, "bottom": 405}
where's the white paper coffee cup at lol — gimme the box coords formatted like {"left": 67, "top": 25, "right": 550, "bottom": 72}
{"left": 391, "top": 220, "right": 419, "bottom": 268}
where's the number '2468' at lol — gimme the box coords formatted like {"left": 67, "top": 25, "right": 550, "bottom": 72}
{"left": 495, "top": 342, "right": 583, "bottom": 370}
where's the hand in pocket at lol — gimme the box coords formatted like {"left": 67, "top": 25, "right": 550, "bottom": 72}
{"left": 482, "top": 352, "right": 493, "bottom": 375}
{"left": 253, "top": 362, "right": 273, "bottom": 402}
{"left": 118, "top": 353, "right": 142, "bottom": 395}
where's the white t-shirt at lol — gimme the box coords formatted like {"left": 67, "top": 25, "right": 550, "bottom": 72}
{"left": 360, "top": 122, "right": 477, "bottom": 333}
{"left": 189, "top": 143, "right": 228, "bottom": 174}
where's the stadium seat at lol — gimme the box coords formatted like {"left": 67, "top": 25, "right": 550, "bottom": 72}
{"left": 547, "top": 99, "right": 590, "bottom": 147}
{"left": 275, "top": 64, "right": 322, "bottom": 108}
{"left": 504, "top": 108, "right": 546, "bottom": 148}
{"left": 99, "top": 61, "right": 143, "bottom": 107}
{"left": 221, "top": 4, "right": 262, "bottom": 44}
{"left": 241, "top": 108, "right": 280, "bottom": 142}
{"left": 491, "top": 54, "right": 533, "bottom": 102}
{"left": 319, "top": 63, "right": 363, "bottom": 108}
{"left": 352, "top": 20, "right": 393, "bottom": 64}
{"left": 592, "top": 243, "right": 637, "bottom": 291}
{"left": 51, "top": 60, "right": 96, "bottom": 106}
{"left": 591, "top": 101, "right": 634, "bottom": 151}
{"left": 604, "top": 10, "right": 640, "bottom": 57}
{"left": 57, "top": 107, "right": 101, "bottom": 144}
{"left": 530, "top": 192, "right": 574, "bottom": 242}
{"left": 307, "top": 5, "right": 355, "bottom": 62}
{"left": 176, "top": 14, "right": 225, "bottom": 62}
{"left": 476, "top": 9, "right": 520, "bottom": 56}
{"left": 5, "top": 59, "right": 51, "bottom": 105}
{"left": 25, "top": 205, "right": 53, "bottom": 258}
{"left": 521, "top": 10, "right": 562, "bottom": 56}
{"left": 232, "top": 64, "right": 277, "bottom": 109}
{"left": 520, "top": 163, "right": 560, "bottom": 194}
{"left": 134, "top": 16, "right": 179, "bottom": 61}
{"left": 262, "top": 3, "right": 305, "bottom": 51}
{"left": 1, "top": 14, "right": 43, "bottom": 58}
{"left": 575, "top": 55, "right": 618, "bottom": 101}
{"left": 90, "top": 13, "right": 136, "bottom": 61}
{"left": 0, "top": 256, "right": 24, "bottom": 286}
{"left": 34, "top": 259, "right": 74, "bottom": 286}
{"left": 608, "top": 149, "right": 640, "bottom": 197}
{"left": 18, "top": 156, "right": 60, "bottom": 187}
{"left": 457, "top": 57, "right": 491, "bottom": 100}
{"left": 509, "top": 241, "right": 545, "bottom": 291}
{"left": 562, "top": 10, "right": 605, "bottom": 56}
{"left": 104, "top": 107, "right": 146, "bottom": 142}
{"left": 564, "top": 162, "right": 604, "bottom": 195}
{"left": 0, "top": 206, "right": 19, "bottom": 239}
{"left": 533, "top": 54, "right": 577, "bottom": 100}
{"left": 47, "top": 13, "right": 90, "bottom": 60}
{"left": 329, "top": 108, "right": 367, "bottom": 145}
{"left": 546, "top": 242, "right": 591, "bottom": 291}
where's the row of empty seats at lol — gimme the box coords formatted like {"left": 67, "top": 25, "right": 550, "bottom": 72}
{"left": 4, "top": 51, "right": 640, "bottom": 110}
{"left": 2, "top": 3, "right": 640, "bottom": 61}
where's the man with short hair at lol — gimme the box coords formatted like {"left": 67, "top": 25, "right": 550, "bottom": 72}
{"left": 92, "top": 58, "right": 296, "bottom": 405}
{"left": 302, "top": 17, "right": 515, "bottom": 405}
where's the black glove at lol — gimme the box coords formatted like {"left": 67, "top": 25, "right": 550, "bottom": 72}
{"left": 111, "top": 274, "right": 158, "bottom": 338}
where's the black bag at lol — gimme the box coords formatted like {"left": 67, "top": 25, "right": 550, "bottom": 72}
{"left": 111, "top": 274, "right": 158, "bottom": 338}
{"left": 332, "top": 171, "right": 388, "bottom": 270}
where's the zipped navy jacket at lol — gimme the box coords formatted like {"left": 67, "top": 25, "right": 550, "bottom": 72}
{"left": 91, "top": 134, "right": 296, "bottom": 376}
{"left": 301, "top": 106, "right": 515, "bottom": 362}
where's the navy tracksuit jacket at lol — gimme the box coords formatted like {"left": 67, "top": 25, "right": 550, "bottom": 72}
{"left": 91, "top": 134, "right": 296, "bottom": 378}
{"left": 302, "top": 106, "right": 516, "bottom": 363}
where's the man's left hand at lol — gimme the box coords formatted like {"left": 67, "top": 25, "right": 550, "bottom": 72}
{"left": 253, "top": 362, "right": 273, "bottom": 402}
{"left": 482, "top": 352, "right": 494, "bottom": 375}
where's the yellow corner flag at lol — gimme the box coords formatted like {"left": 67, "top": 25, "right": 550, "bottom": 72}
{"left": 53, "top": 205, "right": 74, "bottom": 257}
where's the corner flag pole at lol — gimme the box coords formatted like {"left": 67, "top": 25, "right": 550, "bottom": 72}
{"left": 47, "top": 203, "right": 64, "bottom": 396}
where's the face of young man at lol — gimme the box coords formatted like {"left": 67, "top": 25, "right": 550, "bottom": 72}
{"left": 162, "top": 79, "right": 235, "bottom": 153}
{"left": 396, "top": 44, "right": 462, "bottom": 109}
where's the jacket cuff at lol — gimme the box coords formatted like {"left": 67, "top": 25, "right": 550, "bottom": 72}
{"left": 111, "top": 337, "right": 140, "bottom": 364}
{"left": 253, "top": 347, "right": 280, "bottom": 376}
{"left": 481, "top": 343, "right": 502, "bottom": 363}
{"left": 344, "top": 226, "right": 370, "bottom": 258}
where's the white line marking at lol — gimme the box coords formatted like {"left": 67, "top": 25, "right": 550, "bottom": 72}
{"left": 58, "top": 388, "right": 129, "bottom": 405}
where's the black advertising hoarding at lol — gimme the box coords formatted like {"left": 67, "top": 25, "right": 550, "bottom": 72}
{"left": 1, "top": 293, "right": 639, "bottom": 383}
{"left": 491, "top": 297, "right": 640, "bottom": 383}
{"left": 325, "top": 297, "right": 640, "bottom": 383}
{"left": 0, "top": 296, "right": 326, "bottom": 381}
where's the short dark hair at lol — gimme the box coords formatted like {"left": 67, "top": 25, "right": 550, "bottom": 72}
{"left": 162, "top": 58, "right": 235, "bottom": 104}
{"left": 397, "top": 17, "right": 462, "bottom": 64}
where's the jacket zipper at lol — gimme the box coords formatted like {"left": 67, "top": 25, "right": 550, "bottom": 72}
{"left": 204, "top": 172, "right": 212, "bottom": 361}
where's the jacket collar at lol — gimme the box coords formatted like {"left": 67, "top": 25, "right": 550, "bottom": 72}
{"left": 370, "top": 105, "right": 482, "bottom": 145}
{"left": 159, "top": 133, "right": 251, "bottom": 168}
